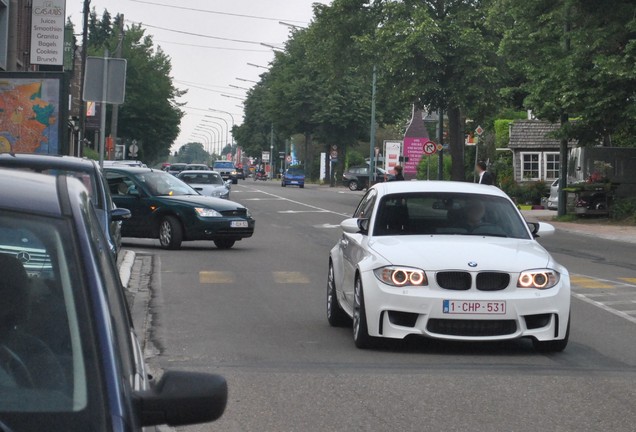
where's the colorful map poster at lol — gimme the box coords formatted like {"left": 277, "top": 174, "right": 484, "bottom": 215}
{"left": 0, "top": 75, "right": 62, "bottom": 155}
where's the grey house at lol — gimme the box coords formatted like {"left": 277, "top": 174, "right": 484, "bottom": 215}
{"left": 508, "top": 120, "right": 577, "bottom": 182}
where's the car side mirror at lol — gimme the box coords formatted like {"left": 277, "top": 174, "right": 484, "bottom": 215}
{"left": 527, "top": 221, "right": 555, "bottom": 238}
{"left": 110, "top": 207, "right": 131, "bottom": 221}
{"left": 225, "top": 180, "right": 232, "bottom": 189}
{"left": 136, "top": 371, "right": 227, "bottom": 427}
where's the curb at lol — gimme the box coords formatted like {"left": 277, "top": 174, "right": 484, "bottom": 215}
{"left": 118, "top": 249, "right": 136, "bottom": 288}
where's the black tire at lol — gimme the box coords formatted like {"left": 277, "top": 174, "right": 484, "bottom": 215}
{"left": 327, "top": 263, "right": 350, "bottom": 327}
{"left": 281, "top": 182, "right": 286, "bottom": 187}
{"left": 348, "top": 180, "right": 359, "bottom": 191}
{"left": 533, "top": 315, "right": 570, "bottom": 353}
{"left": 299, "top": 184, "right": 304, "bottom": 189}
{"left": 232, "top": 178, "right": 238, "bottom": 185}
{"left": 214, "top": 239, "right": 236, "bottom": 250}
{"left": 158, "top": 216, "right": 183, "bottom": 250}
{"left": 353, "top": 277, "right": 377, "bottom": 349}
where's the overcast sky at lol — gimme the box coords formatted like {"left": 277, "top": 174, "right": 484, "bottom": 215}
{"left": 67, "top": 0, "right": 329, "bottom": 154}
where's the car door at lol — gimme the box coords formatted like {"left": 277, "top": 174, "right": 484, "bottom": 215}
{"left": 105, "top": 171, "right": 155, "bottom": 237}
{"left": 341, "top": 189, "right": 377, "bottom": 307}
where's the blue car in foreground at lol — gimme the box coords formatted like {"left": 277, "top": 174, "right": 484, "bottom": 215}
{"left": 0, "top": 169, "right": 227, "bottom": 431}
{"left": 281, "top": 166, "right": 305, "bottom": 188}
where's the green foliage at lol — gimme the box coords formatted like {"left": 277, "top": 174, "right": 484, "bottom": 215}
{"left": 494, "top": 0, "right": 636, "bottom": 143}
{"left": 83, "top": 147, "right": 99, "bottom": 161}
{"left": 346, "top": 149, "right": 366, "bottom": 168}
{"left": 417, "top": 155, "right": 452, "bottom": 181}
{"left": 174, "top": 142, "right": 210, "bottom": 164}
{"left": 87, "top": 11, "right": 184, "bottom": 165}
{"left": 611, "top": 198, "right": 636, "bottom": 223}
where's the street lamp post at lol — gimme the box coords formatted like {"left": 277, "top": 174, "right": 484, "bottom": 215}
{"left": 199, "top": 124, "right": 224, "bottom": 155}
{"left": 196, "top": 126, "right": 221, "bottom": 154}
{"left": 204, "top": 117, "right": 229, "bottom": 148}
{"left": 191, "top": 134, "right": 210, "bottom": 152}
{"left": 208, "top": 109, "right": 236, "bottom": 145}
{"left": 195, "top": 128, "right": 217, "bottom": 153}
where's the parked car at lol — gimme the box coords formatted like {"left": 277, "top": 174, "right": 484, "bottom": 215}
{"left": 104, "top": 166, "right": 254, "bottom": 249}
{"left": 168, "top": 163, "right": 187, "bottom": 176}
{"left": 328, "top": 181, "right": 570, "bottom": 352}
{"left": 178, "top": 170, "right": 231, "bottom": 199}
{"left": 343, "top": 165, "right": 393, "bottom": 191}
{"left": 236, "top": 166, "right": 245, "bottom": 180}
{"left": 184, "top": 163, "right": 211, "bottom": 171}
{"left": 547, "top": 178, "right": 559, "bottom": 210}
{"left": 212, "top": 160, "right": 238, "bottom": 184}
{"left": 0, "top": 153, "right": 130, "bottom": 259}
{"left": 0, "top": 169, "right": 227, "bottom": 430}
{"left": 103, "top": 160, "right": 147, "bottom": 168}
{"left": 281, "top": 166, "right": 305, "bottom": 188}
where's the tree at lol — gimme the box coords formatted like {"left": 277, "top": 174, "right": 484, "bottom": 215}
{"left": 371, "top": 0, "right": 503, "bottom": 181}
{"left": 87, "top": 12, "right": 184, "bottom": 164}
{"left": 174, "top": 142, "right": 209, "bottom": 164}
{"left": 494, "top": 0, "right": 636, "bottom": 145}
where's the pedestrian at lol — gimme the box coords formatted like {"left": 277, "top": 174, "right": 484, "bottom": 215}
{"left": 392, "top": 165, "right": 405, "bottom": 181}
{"left": 476, "top": 161, "right": 493, "bottom": 185}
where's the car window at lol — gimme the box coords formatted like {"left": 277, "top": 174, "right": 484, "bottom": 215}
{"left": 287, "top": 167, "right": 304, "bottom": 176}
{"left": 353, "top": 189, "right": 377, "bottom": 219}
{"left": 0, "top": 212, "right": 100, "bottom": 416}
{"left": 182, "top": 172, "right": 224, "bottom": 185}
{"left": 213, "top": 162, "right": 234, "bottom": 169}
{"left": 105, "top": 171, "right": 140, "bottom": 197}
{"left": 372, "top": 192, "right": 530, "bottom": 239}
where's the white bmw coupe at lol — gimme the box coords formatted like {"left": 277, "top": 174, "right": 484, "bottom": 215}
{"left": 328, "top": 181, "right": 570, "bottom": 352}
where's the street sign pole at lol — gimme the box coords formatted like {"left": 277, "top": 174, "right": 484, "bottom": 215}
{"left": 99, "top": 49, "right": 109, "bottom": 169}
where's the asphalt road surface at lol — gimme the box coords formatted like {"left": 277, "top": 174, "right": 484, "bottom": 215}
{"left": 124, "top": 181, "right": 636, "bottom": 432}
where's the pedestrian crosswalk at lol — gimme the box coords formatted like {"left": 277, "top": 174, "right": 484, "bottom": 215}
{"left": 570, "top": 274, "right": 636, "bottom": 324}
{"left": 195, "top": 270, "right": 636, "bottom": 324}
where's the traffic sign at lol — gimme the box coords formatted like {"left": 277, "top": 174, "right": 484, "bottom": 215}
{"left": 128, "top": 140, "right": 139, "bottom": 157}
{"left": 475, "top": 125, "right": 484, "bottom": 136}
{"left": 436, "top": 143, "right": 443, "bottom": 152}
{"left": 286, "top": 155, "right": 292, "bottom": 163}
{"left": 423, "top": 140, "right": 437, "bottom": 156}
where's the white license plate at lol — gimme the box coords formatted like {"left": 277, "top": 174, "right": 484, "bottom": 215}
{"left": 290, "top": 181, "right": 298, "bottom": 184}
{"left": 231, "top": 221, "right": 248, "bottom": 228}
{"left": 443, "top": 300, "right": 506, "bottom": 315}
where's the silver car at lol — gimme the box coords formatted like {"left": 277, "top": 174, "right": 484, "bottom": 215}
{"left": 547, "top": 179, "right": 559, "bottom": 210}
{"left": 178, "top": 170, "right": 231, "bottom": 199}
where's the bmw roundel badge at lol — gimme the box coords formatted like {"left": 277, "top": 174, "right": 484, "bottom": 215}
{"left": 468, "top": 261, "right": 478, "bottom": 268}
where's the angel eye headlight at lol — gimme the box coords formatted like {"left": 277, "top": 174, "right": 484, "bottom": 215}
{"left": 374, "top": 266, "right": 428, "bottom": 287}
{"left": 195, "top": 207, "right": 222, "bottom": 218}
{"left": 517, "top": 270, "right": 559, "bottom": 289}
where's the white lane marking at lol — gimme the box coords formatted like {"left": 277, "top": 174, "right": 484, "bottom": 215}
{"left": 243, "top": 198, "right": 284, "bottom": 201}
{"left": 314, "top": 223, "right": 341, "bottom": 229}
{"left": 278, "top": 210, "right": 328, "bottom": 214}
{"left": 572, "top": 293, "right": 636, "bottom": 325}
{"left": 572, "top": 273, "right": 636, "bottom": 289}
{"left": 244, "top": 188, "right": 351, "bottom": 217}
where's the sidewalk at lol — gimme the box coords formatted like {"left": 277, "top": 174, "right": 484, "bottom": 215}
{"left": 521, "top": 209, "right": 636, "bottom": 245}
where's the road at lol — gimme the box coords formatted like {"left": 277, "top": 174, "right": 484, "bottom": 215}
{"left": 124, "top": 181, "right": 636, "bottom": 432}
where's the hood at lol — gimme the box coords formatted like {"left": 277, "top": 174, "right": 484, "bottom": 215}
{"left": 157, "top": 194, "right": 242, "bottom": 210}
{"left": 368, "top": 235, "right": 550, "bottom": 272}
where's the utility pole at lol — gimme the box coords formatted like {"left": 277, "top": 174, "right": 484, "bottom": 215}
{"left": 7, "top": 0, "right": 18, "bottom": 71}
{"left": 109, "top": 15, "right": 124, "bottom": 160}
{"left": 558, "top": 2, "right": 571, "bottom": 217}
{"left": 78, "top": 0, "right": 91, "bottom": 154}
{"left": 270, "top": 123, "right": 275, "bottom": 179}
{"left": 368, "top": 65, "right": 377, "bottom": 186}
{"left": 437, "top": 109, "right": 444, "bottom": 180}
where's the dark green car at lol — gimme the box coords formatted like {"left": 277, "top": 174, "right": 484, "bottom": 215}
{"left": 104, "top": 167, "right": 254, "bottom": 250}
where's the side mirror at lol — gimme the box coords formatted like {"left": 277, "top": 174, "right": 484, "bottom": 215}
{"left": 527, "top": 221, "right": 555, "bottom": 238}
{"left": 357, "top": 218, "right": 370, "bottom": 234}
{"left": 341, "top": 218, "right": 361, "bottom": 234}
{"left": 111, "top": 207, "right": 131, "bottom": 221}
{"left": 136, "top": 371, "right": 227, "bottom": 427}
{"left": 225, "top": 180, "right": 232, "bottom": 189}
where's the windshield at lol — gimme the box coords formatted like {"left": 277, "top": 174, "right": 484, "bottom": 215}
{"left": 0, "top": 212, "right": 100, "bottom": 420}
{"left": 137, "top": 171, "right": 197, "bottom": 196}
{"left": 213, "top": 162, "right": 234, "bottom": 169}
{"left": 373, "top": 192, "right": 530, "bottom": 239}
{"left": 287, "top": 167, "right": 304, "bottom": 176}
{"left": 180, "top": 172, "right": 224, "bottom": 185}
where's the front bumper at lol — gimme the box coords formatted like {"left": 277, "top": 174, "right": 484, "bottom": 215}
{"left": 184, "top": 217, "right": 255, "bottom": 241}
{"left": 359, "top": 270, "right": 570, "bottom": 342}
